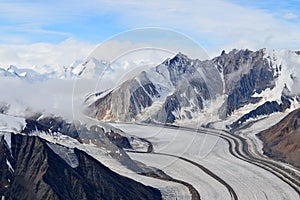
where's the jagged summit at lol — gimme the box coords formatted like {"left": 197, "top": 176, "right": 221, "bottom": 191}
{"left": 162, "top": 52, "right": 192, "bottom": 71}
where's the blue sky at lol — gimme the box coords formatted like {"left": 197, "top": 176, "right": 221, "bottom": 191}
{"left": 0, "top": 0, "right": 300, "bottom": 67}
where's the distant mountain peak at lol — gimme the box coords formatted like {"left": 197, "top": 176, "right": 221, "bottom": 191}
{"left": 163, "top": 52, "right": 190, "bottom": 66}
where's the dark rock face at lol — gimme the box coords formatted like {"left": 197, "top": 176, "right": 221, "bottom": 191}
{"left": 161, "top": 95, "right": 180, "bottom": 124}
{"left": 0, "top": 137, "right": 14, "bottom": 194}
{"left": 215, "top": 49, "right": 275, "bottom": 116}
{"left": 23, "top": 115, "right": 79, "bottom": 138}
{"left": 0, "top": 102, "right": 10, "bottom": 114}
{"left": 104, "top": 129, "right": 132, "bottom": 149}
{"left": 0, "top": 134, "right": 162, "bottom": 200}
{"left": 128, "top": 81, "right": 155, "bottom": 118}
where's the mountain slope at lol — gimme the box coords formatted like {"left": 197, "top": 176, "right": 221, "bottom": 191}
{"left": 257, "top": 107, "right": 300, "bottom": 168}
{"left": 0, "top": 134, "right": 162, "bottom": 200}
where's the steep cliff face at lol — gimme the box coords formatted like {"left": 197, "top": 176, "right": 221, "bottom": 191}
{"left": 216, "top": 49, "right": 275, "bottom": 117}
{"left": 257, "top": 108, "right": 300, "bottom": 168}
{"left": 0, "top": 134, "right": 162, "bottom": 200}
{"left": 90, "top": 71, "right": 161, "bottom": 122}
{"left": 0, "top": 136, "right": 14, "bottom": 195}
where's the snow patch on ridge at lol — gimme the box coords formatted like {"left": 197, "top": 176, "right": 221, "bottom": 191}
{"left": 253, "top": 49, "right": 300, "bottom": 102}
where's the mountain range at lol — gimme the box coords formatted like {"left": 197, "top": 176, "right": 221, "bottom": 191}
{"left": 0, "top": 57, "right": 111, "bottom": 81}
{"left": 87, "top": 48, "right": 300, "bottom": 128}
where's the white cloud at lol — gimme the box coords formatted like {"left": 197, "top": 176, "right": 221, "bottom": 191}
{"left": 0, "top": 77, "right": 75, "bottom": 119}
{"left": 0, "top": 38, "right": 96, "bottom": 70}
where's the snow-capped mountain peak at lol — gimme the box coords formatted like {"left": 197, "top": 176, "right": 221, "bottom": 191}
{"left": 0, "top": 57, "right": 114, "bottom": 81}
{"left": 71, "top": 57, "right": 113, "bottom": 78}
{"left": 1, "top": 65, "right": 47, "bottom": 81}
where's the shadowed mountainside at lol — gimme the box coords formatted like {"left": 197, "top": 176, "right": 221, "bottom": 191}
{"left": 0, "top": 134, "right": 162, "bottom": 200}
